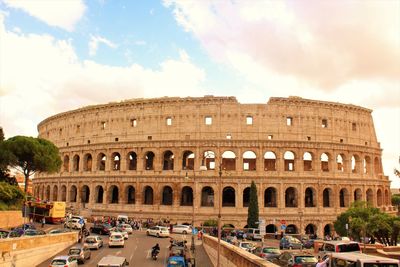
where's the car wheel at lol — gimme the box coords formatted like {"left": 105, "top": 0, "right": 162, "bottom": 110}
{"left": 289, "top": 246, "right": 293, "bottom": 250}
{"left": 156, "top": 233, "right": 160, "bottom": 238}
{"left": 146, "top": 231, "right": 149, "bottom": 236}
{"left": 182, "top": 231, "right": 187, "bottom": 235}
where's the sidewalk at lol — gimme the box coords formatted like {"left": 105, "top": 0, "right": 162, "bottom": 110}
{"left": 194, "top": 238, "right": 213, "bottom": 267}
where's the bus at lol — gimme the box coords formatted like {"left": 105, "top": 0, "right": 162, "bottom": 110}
{"left": 26, "top": 201, "right": 66, "bottom": 224}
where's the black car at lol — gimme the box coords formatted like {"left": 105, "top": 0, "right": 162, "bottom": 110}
{"left": 90, "top": 224, "right": 111, "bottom": 235}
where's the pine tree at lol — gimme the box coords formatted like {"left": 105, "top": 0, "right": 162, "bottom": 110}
{"left": 247, "top": 180, "right": 259, "bottom": 228}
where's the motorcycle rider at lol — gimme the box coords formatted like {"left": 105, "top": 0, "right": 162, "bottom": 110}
{"left": 151, "top": 243, "right": 160, "bottom": 259}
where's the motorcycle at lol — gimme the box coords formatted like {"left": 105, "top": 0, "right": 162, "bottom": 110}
{"left": 151, "top": 249, "right": 159, "bottom": 260}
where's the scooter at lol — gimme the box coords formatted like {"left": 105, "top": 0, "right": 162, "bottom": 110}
{"left": 151, "top": 249, "right": 159, "bottom": 260}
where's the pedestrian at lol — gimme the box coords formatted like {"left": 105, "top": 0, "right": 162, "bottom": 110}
{"left": 316, "top": 256, "right": 329, "bottom": 267}
{"left": 274, "top": 231, "right": 278, "bottom": 239}
{"left": 41, "top": 217, "right": 45, "bottom": 228}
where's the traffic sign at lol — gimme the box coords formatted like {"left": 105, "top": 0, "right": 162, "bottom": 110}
{"left": 281, "top": 224, "right": 287, "bottom": 230}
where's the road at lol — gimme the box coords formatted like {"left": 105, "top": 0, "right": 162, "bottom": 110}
{"left": 37, "top": 227, "right": 198, "bottom": 267}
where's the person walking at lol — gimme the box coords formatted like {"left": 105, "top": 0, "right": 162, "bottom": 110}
{"left": 41, "top": 217, "right": 45, "bottom": 228}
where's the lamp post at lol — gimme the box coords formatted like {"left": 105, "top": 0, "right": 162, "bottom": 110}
{"left": 184, "top": 171, "right": 196, "bottom": 254}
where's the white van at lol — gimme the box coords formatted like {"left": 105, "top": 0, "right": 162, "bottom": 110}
{"left": 117, "top": 215, "right": 129, "bottom": 223}
{"left": 246, "top": 228, "right": 262, "bottom": 241}
{"left": 97, "top": 255, "right": 129, "bottom": 267}
{"left": 327, "top": 252, "right": 399, "bottom": 267}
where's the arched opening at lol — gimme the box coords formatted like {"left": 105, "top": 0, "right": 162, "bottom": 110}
{"left": 336, "top": 154, "right": 344, "bottom": 172}
{"left": 324, "top": 224, "right": 333, "bottom": 237}
{"left": 143, "top": 186, "right": 153, "bottom": 205}
{"left": 366, "top": 188, "right": 373, "bottom": 205}
{"left": 286, "top": 224, "right": 298, "bottom": 234}
{"left": 285, "top": 187, "right": 298, "bottom": 207}
{"left": 243, "top": 187, "right": 250, "bottom": 207}
{"left": 145, "top": 152, "right": 155, "bottom": 170}
{"left": 377, "top": 189, "right": 383, "bottom": 206}
{"left": 303, "top": 152, "right": 313, "bottom": 171}
{"left": 60, "top": 185, "right": 66, "bottom": 201}
{"left": 364, "top": 156, "right": 371, "bottom": 174}
{"left": 323, "top": 188, "right": 332, "bottom": 207}
{"left": 112, "top": 152, "right": 121, "bottom": 171}
{"left": 354, "top": 188, "right": 362, "bottom": 202}
{"left": 305, "top": 187, "right": 316, "bottom": 207}
{"left": 109, "top": 185, "right": 119, "bottom": 204}
{"left": 202, "top": 151, "right": 216, "bottom": 170}
{"left": 182, "top": 151, "right": 195, "bottom": 170}
{"left": 73, "top": 155, "right": 80, "bottom": 172}
{"left": 351, "top": 155, "right": 360, "bottom": 173}
{"left": 40, "top": 186, "right": 45, "bottom": 201}
{"left": 305, "top": 224, "right": 316, "bottom": 235}
{"left": 321, "top": 153, "right": 329, "bottom": 172}
{"left": 264, "top": 187, "right": 277, "bottom": 207}
{"left": 98, "top": 153, "right": 106, "bottom": 171}
{"left": 95, "top": 186, "right": 103, "bottom": 203}
{"left": 266, "top": 224, "right": 278, "bottom": 233}
{"left": 284, "top": 151, "right": 295, "bottom": 171}
{"left": 83, "top": 153, "right": 92, "bottom": 171}
{"left": 163, "top": 150, "right": 174, "bottom": 170}
{"left": 339, "top": 188, "right": 349, "bottom": 207}
{"left": 201, "top": 186, "right": 214, "bottom": 207}
{"left": 243, "top": 151, "right": 256, "bottom": 171}
{"left": 222, "top": 186, "right": 235, "bottom": 207}
{"left": 374, "top": 157, "right": 381, "bottom": 175}
{"left": 52, "top": 185, "right": 58, "bottom": 201}
{"left": 81, "top": 185, "right": 90, "bottom": 203}
{"left": 162, "top": 186, "right": 173, "bottom": 205}
{"left": 128, "top": 152, "right": 137, "bottom": 170}
{"left": 126, "top": 186, "right": 135, "bottom": 204}
{"left": 222, "top": 151, "right": 236, "bottom": 171}
{"left": 63, "top": 155, "right": 70, "bottom": 172}
{"left": 70, "top": 185, "right": 77, "bottom": 202}
{"left": 181, "top": 186, "right": 193, "bottom": 206}
{"left": 264, "top": 151, "right": 276, "bottom": 171}
{"left": 45, "top": 186, "right": 50, "bottom": 201}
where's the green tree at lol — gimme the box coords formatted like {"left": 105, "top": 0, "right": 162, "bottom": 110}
{"left": 334, "top": 201, "right": 399, "bottom": 246}
{"left": 0, "top": 181, "right": 24, "bottom": 210}
{"left": 247, "top": 180, "right": 259, "bottom": 228}
{"left": 392, "top": 194, "right": 400, "bottom": 210}
{"left": 1, "top": 136, "right": 62, "bottom": 193}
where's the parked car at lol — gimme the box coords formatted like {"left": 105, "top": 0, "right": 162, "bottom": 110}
{"left": 90, "top": 223, "right": 111, "bottom": 235}
{"left": 318, "top": 240, "right": 361, "bottom": 257}
{"left": 49, "top": 255, "right": 78, "bottom": 267}
{"left": 24, "top": 229, "right": 46, "bottom": 236}
{"left": 7, "top": 230, "right": 24, "bottom": 238}
{"left": 172, "top": 225, "right": 192, "bottom": 234}
{"left": 97, "top": 255, "right": 129, "bottom": 267}
{"left": 146, "top": 226, "right": 170, "bottom": 238}
{"left": 84, "top": 235, "right": 103, "bottom": 250}
{"left": 238, "top": 241, "right": 256, "bottom": 253}
{"left": 116, "top": 224, "right": 133, "bottom": 234}
{"left": 110, "top": 228, "right": 128, "bottom": 239}
{"left": 68, "top": 245, "right": 91, "bottom": 264}
{"left": 303, "top": 239, "right": 317, "bottom": 249}
{"left": 109, "top": 233, "right": 125, "bottom": 248}
{"left": 280, "top": 236, "right": 303, "bottom": 250}
{"left": 271, "top": 251, "right": 318, "bottom": 267}
{"left": 48, "top": 228, "right": 71, "bottom": 234}
{"left": 64, "top": 218, "right": 82, "bottom": 229}
{"left": 253, "top": 246, "right": 281, "bottom": 260}
{"left": 231, "top": 230, "right": 245, "bottom": 240}
{"left": 246, "top": 228, "right": 263, "bottom": 241}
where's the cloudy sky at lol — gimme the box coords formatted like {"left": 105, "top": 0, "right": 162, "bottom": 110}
{"left": 0, "top": 0, "right": 399, "bottom": 186}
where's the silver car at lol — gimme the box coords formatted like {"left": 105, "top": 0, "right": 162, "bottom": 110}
{"left": 84, "top": 235, "right": 103, "bottom": 250}
{"left": 49, "top": 255, "right": 78, "bottom": 267}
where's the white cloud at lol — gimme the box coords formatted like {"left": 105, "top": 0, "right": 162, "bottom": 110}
{"left": 0, "top": 13, "right": 206, "bottom": 138}
{"left": 3, "top": 0, "right": 85, "bottom": 31}
{"left": 89, "top": 35, "right": 117, "bottom": 56}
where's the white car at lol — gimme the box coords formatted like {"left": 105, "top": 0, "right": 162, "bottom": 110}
{"left": 146, "top": 226, "right": 170, "bottom": 238}
{"left": 64, "top": 218, "right": 82, "bottom": 229}
{"left": 110, "top": 228, "right": 128, "bottom": 239}
{"left": 238, "top": 241, "right": 256, "bottom": 253}
{"left": 49, "top": 255, "right": 78, "bottom": 267}
{"left": 117, "top": 224, "right": 133, "bottom": 234}
{"left": 84, "top": 235, "right": 103, "bottom": 250}
{"left": 172, "top": 225, "right": 192, "bottom": 235}
{"left": 108, "top": 233, "right": 124, "bottom": 248}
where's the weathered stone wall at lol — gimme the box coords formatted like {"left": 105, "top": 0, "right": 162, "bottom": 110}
{"left": 0, "top": 211, "right": 24, "bottom": 229}
{"left": 202, "top": 234, "right": 277, "bottom": 267}
{"left": 33, "top": 96, "right": 394, "bottom": 237}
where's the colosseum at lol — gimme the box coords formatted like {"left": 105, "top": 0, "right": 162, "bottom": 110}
{"left": 33, "top": 96, "right": 394, "bottom": 237}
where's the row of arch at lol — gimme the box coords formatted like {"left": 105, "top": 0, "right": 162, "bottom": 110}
{"left": 62, "top": 149, "right": 382, "bottom": 175}
{"left": 35, "top": 184, "right": 390, "bottom": 208}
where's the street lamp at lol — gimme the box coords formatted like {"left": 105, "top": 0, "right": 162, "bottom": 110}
{"left": 200, "top": 153, "right": 223, "bottom": 267}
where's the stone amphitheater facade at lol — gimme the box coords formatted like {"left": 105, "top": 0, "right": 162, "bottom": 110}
{"left": 33, "top": 96, "right": 394, "bottom": 237}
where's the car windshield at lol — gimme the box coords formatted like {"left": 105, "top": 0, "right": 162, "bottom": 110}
{"left": 338, "top": 243, "right": 360, "bottom": 252}
{"left": 295, "top": 256, "right": 318, "bottom": 263}
{"left": 241, "top": 243, "right": 252, "bottom": 248}
{"left": 289, "top": 237, "right": 301, "bottom": 243}
{"left": 51, "top": 259, "right": 67, "bottom": 265}
{"left": 263, "top": 248, "right": 280, "bottom": 254}
{"left": 69, "top": 249, "right": 81, "bottom": 254}
{"left": 85, "top": 238, "right": 96, "bottom": 243}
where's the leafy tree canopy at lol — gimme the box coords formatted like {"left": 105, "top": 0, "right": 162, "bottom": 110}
{"left": 0, "top": 136, "right": 62, "bottom": 192}
{"left": 334, "top": 201, "right": 399, "bottom": 246}
{"left": 0, "top": 181, "right": 24, "bottom": 210}
{"left": 247, "top": 180, "right": 259, "bottom": 228}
